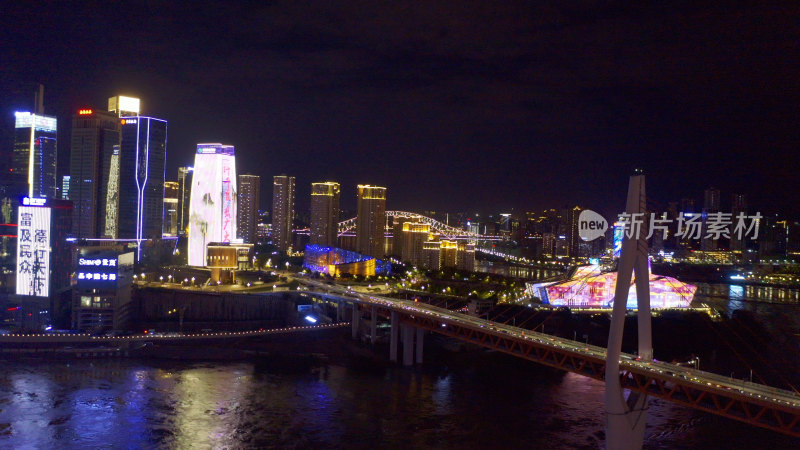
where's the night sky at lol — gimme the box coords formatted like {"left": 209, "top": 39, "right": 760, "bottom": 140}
{"left": 1, "top": 1, "right": 798, "bottom": 217}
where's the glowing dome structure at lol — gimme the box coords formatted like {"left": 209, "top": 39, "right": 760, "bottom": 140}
{"left": 526, "top": 264, "right": 696, "bottom": 309}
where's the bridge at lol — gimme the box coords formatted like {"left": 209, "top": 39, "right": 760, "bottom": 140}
{"left": 294, "top": 210, "right": 503, "bottom": 242}
{"left": 294, "top": 276, "right": 800, "bottom": 438}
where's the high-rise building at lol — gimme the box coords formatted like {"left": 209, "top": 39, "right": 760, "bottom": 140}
{"left": 117, "top": 116, "right": 168, "bottom": 254}
{"left": 177, "top": 166, "right": 193, "bottom": 235}
{"left": 272, "top": 175, "right": 295, "bottom": 253}
{"left": 731, "top": 194, "right": 748, "bottom": 253}
{"left": 392, "top": 216, "right": 410, "bottom": 257}
{"left": 704, "top": 187, "right": 721, "bottom": 213}
{"left": 356, "top": 185, "right": 386, "bottom": 258}
{"left": 309, "top": 181, "right": 340, "bottom": 247}
{"left": 12, "top": 101, "right": 58, "bottom": 199}
{"left": 188, "top": 144, "right": 237, "bottom": 266}
{"left": 702, "top": 187, "right": 721, "bottom": 251}
{"left": 16, "top": 197, "right": 73, "bottom": 298}
{"left": 567, "top": 206, "right": 583, "bottom": 257}
{"left": 237, "top": 174, "right": 261, "bottom": 244}
{"left": 401, "top": 222, "right": 430, "bottom": 266}
{"left": 68, "top": 108, "right": 121, "bottom": 238}
{"left": 456, "top": 242, "right": 476, "bottom": 271}
{"left": 163, "top": 181, "right": 179, "bottom": 236}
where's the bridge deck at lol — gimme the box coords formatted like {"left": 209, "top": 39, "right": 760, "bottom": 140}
{"left": 300, "top": 278, "right": 800, "bottom": 437}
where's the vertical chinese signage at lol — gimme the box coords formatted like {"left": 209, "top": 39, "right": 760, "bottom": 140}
{"left": 16, "top": 201, "right": 51, "bottom": 297}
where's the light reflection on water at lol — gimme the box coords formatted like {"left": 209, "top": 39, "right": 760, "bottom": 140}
{"left": 1, "top": 358, "right": 798, "bottom": 449}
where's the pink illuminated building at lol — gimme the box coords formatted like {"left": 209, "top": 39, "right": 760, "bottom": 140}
{"left": 526, "top": 264, "right": 696, "bottom": 309}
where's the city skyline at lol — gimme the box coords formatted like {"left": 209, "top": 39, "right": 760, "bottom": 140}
{"left": 1, "top": 2, "right": 798, "bottom": 216}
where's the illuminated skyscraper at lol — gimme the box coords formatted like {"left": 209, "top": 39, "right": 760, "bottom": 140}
{"left": 177, "top": 166, "right": 193, "bottom": 235}
{"left": 188, "top": 144, "right": 237, "bottom": 266}
{"left": 117, "top": 116, "right": 168, "bottom": 254}
{"left": 12, "top": 87, "right": 57, "bottom": 199}
{"left": 701, "top": 187, "right": 721, "bottom": 251}
{"left": 356, "top": 185, "right": 386, "bottom": 258}
{"left": 237, "top": 174, "right": 260, "bottom": 244}
{"left": 731, "top": 194, "right": 748, "bottom": 253}
{"left": 272, "top": 175, "right": 295, "bottom": 252}
{"left": 69, "top": 108, "right": 121, "bottom": 238}
{"left": 401, "top": 222, "right": 430, "bottom": 266}
{"left": 163, "top": 181, "right": 179, "bottom": 236}
{"left": 309, "top": 182, "right": 340, "bottom": 247}
{"left": 567, "top": 206, "right": 583, "bottom": 257}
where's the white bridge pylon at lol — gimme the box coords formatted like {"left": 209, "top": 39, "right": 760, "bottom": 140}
{"left": 605, "top": 172, "right": 653, "bottom": 450}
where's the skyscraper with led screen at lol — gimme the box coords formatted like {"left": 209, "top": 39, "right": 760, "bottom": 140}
{"left": 117, "top": 116, "right": 167, "bottom": 256}
{"left": 188, "top": 144, "right": 237, "bottom": 266}
{"left": 12, "top": 112, "right": 57, "bottom": 199}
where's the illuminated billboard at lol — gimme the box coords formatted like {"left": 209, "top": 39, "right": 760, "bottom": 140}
{"left": 76, "top": 252, "right": 134, "bottom": 289}
{"left": 14, "top": 112, "right": 57, "bottom": 133}
{"left": 526, "top": 264, "right": 695, "bottom": 309}
{"left": 188, "top": 144, "right": 237, "bottom": 266}
{"left": 16, "top": 201, "right": 51, "bottom": 297}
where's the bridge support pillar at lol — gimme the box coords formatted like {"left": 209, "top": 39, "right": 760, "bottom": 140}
{"left": 415, "top": 327, "right": 424, "bottom": 364}
{"left": 605, "top": 172, "right": 652, "bottom": 450}
{"left": 351, "top": 304, "right": 359, "bottom": 339}
{"left": 371, "top": 306, "right": 378, "bottom": 345}
{"left": 336, "top": 301, "right": 342, "bottom": 322}
{"left": 402, "top": 325, "right": 414, "bottom": 366}
{"left": 390, "top": 311, "right": 399, "bottom": 362}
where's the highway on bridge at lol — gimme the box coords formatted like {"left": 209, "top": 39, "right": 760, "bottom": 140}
{"left": 297, "top": 277, "right": 800, "bottom": 437}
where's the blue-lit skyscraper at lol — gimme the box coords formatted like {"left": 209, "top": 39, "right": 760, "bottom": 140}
{"left": 117, "top": 116, "right": 167, "bottom": 256}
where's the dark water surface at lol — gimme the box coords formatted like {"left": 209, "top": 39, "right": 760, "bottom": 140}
{"left": 1, "top": 352, "right": 797, "bottom": 449}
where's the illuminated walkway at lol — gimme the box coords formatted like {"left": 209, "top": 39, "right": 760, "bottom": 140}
{"left": 0, "top": 323, "right": 348, "bottom": 344}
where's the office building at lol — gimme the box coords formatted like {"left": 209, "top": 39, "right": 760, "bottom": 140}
{"left": 117, "top": 116, "right": 168, "bottom": 255}
{"left": 14, "top": 197, "right": 73, "bottom": 330}
{"left": 163, "top": 181, "right": 179, "bottom": 236}
{"left": 237, "top": 174, "right": 261, "bottom": 244}
{"left": 309, "top": 181, "right": 340, "bottom": 247}
{"left": 12, "top": 88, "right": 57, "bottom": 199}
{"left": 701, "top": 187, "right": 721, "bottom": 251}
{"left": 272, "top": 175, "right": 295, "bottom": 252}
{"left": 356, "top": 185, "right": 386, "bottom": 258}
{"left": 72, "top": 246, "right": 134, "bottom": 330}
{"left": 177, "top": 166, "right": 193, "bottom": 235}
{"left": 69, "top": 108, "right": 121, "bottom": 238}
{"left": 188, "top": 144, "right": 237, "bottom": 266}
{"left": 731, "top": 194, "right": 748, "bottom": 253}
{"left": 567, "top": 206, "right": 582, "bottom": 257}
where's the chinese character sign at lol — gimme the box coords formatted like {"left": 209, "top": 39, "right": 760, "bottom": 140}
{"left": 16, "top": 205, "right": 51, "bottom": 297}
{"left": 76, "top": 256, "right": 120, "bottom": 287}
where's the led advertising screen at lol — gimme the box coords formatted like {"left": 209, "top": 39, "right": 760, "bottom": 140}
{"left": 16, "top": 203, "right": 51, "bottom": 297}
{"left": 188, "top": 144, "right": 236, "bottom": 266}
